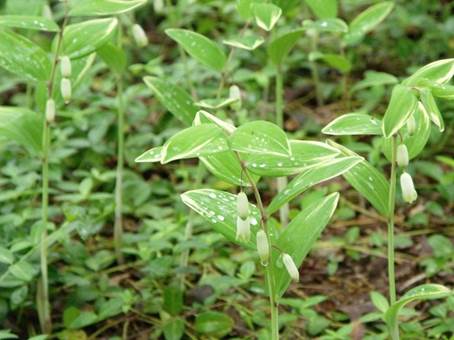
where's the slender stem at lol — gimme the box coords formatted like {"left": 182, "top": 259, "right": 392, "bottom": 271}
{"left": 39, "top": 4, "right": 68, "bottom": 333}
{"left": 114, "top": 25, "right": 125, "bottom": 264}
{"left": 309, "top": 32, "right": 323, "bottom": 106}
{"left": 238, "top": 157, "right": 279, "bottom": 339}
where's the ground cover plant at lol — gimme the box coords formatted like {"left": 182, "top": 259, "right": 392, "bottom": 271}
{"left": 0, "top": 0, "right": 453, "bottom": 339}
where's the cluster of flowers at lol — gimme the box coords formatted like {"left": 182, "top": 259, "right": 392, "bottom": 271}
{"left": 398, "top": 118, "right": 417, "bottom": 204}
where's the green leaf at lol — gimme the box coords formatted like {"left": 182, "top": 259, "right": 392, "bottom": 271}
{"left": 62, "top": 18, "right": 118, "bottom": 59}
{"left": 245, "top": 140, "right": 340, "bottom": 177}
{"left": 163, "top": 285, "right": 183, "bottom": 316}
{"left": 163, "top": 318, "right": 185, "bottom": 340}
{"left": 430, "top": 83, "right": 454, "bottom": 100}
{"left": 195, "top": 98, "right": 237, "bottom": 110}
{"left": 0, "top": 330, "right": 18, "bottom": 339}
{"left": 382, "top": 85, "right": 418, "bottom": 138}
{"left": 162, "top": 124, "right": 229, "bottom": 163}
{"left": 143, "top": 77, "right": 197, "bottom": 125}
{"left": 312, "top": 53, "right": 351, "bottom": 73}
{"left": 327, "top": 140, "right": 389, "bottom": 216}
{"left": 9, "top": 262, "right": 34, "bottom": 282}
{"left": 0, "top": 247, "right": 14, "bottom": 264}
{"left": 252, "top": 3, "right": 282, "bottom": 31}
{"left": 236, "top": 0, "right": 254, "bottom": 20}
{"left": 194, "top": 311, "right": 233, "bottom": 338}
{"left": 403, "top": 59, "right": 454, "bottom": 86}
{"left": 420, "top": 88, "right": 444, "bottom": 132}
{"left": 0, "top": 15, "right": 59, "bottom": 31}
{"left": 344, "top": 2, "right": 394, "bottom": 45}
{"left": 166, "top": 29, "right": 226, "bottom": 72}
{"left": 267, "top": 29, "right": 304, "bottom": 65}
{"left": 267, "top": 156, "right": 362, "bottom": 214}
{"left": 382, "top": 102, "right": 431, "bottom": 161}
{"left": 322, "top": 113, "right": 382, "bottom": 135}
{"left": 275, "top": 193, "right": 339, "bottom": 297}
{"left": 350, "top": 71, "right": 398, "bottom": 93}
{"left": 69, "top": 0, "right": 147, "bottom": 16}
{"left": 304, "top": 0, "right": 337, "bottom": 19}
{"left": 97, "top": 42, "right": 126, "bottom": 74}
{"left": 193, "top": 110, "right": 236, "bottom": 134}
{"left": 200, "top": 151, "right": 259, "bottom": 187}
{"left": 181, "top": 189, "right": 261, "bottom": 249}
{"left": 135, "top": 146, "right": 163, "bottom": 163}
{"left": 64, "top": 307, "right": 98, "bottom": 329}
{"left": 230, "top": 121, "right": 290, "bottom": 157}
{"left": 384, "top": 284, "right": 451, "bottom": 339}
{"left": 0, "top": 29, "right": 51, "bottom": 81}
{"left": 370, "top": 291, "right": 389, "bottom": 313}
{"left": 0, "top": 106, "right": 43, "bottom": 155}
{"left": 302, "top": 18, "right": 348, "bottom": 33}
{"left": 222, "top": 35, "right": 264, "bottom": 51}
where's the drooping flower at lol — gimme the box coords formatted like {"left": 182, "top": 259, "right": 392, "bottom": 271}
{"left": 45, "top": 99, "right": 55, "bottom": 123}
{"left": 400, "top": 172, "right": 417, "bottom": 203}
{"left": 396, "top": 144, "right": 409, "bottom": 167}
{"left": 282, "top": 253, "right": 299, "bottom": 282}
{"left": 256, "top": 230, "right": 269, "bottom": 264}
{"left": 236, "top": 191, "right": 249, "bottom": 220}
{"left": 406, "top": 114, "right": 416, "bottom": 135}
{"left": 132, "top": 24, "right": 148, "bottom": 47}
{"left": 60, "top": 56, "right": 72, "bottom": 78}
{"left": 236, "top": 216, "right": 251, "bottom": 241}
{"left": 61, "top": 78, "right": 72, "bottom": 104}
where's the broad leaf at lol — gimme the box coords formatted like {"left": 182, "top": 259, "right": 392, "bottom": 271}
{"left": 384, "top": 284, "right": 451, "bottom": 340}
{"left": 0, "top": 247, "right": 14, "bottom": 264}
{"left": 420, "top": 88, "right": 444, "bottom": 132}
{"left": 302, "top": 18, "right": 348, "bottom": 33}
{"left": 431, "top": 83, "right": 454, "bottom": 100}
{"left": 166, "top": 29, "right": 226, "bottom": 72}
{"left": 267, "top": 156, "right": 362, "bottom": 214}
{"left": 223, "top": 35, "right": 264, "bottom": 51}
{"left": 252, "top": 3, "right": 282, "bottom": 31}
{"left": 144, "top": 76, "right": 198, "bottom": 125}
{"left": 0, "top": 15, "right": 59, "bottom": 31}
{"left": 245, "top": 140, "right": 340, "bottom": 177}
{"left": 236, "top": 0, "right": 254, "bottom": 20}
{"left": 161, "top": 124, "right": 229, "bottom": 163}
{"left": 382, "top": 102, "right": 431, "bottom": 161}
{"left": 135, "top": 146, "right": 163, "bottom": 163}
{"left": 0, "top": 106, "right": 43, "bottom": 155}
{"left": 327, "top": 140, "right": 389, "bottom": 216}
{"left": 322, "top": 113, "right": 382, "bottom": 135}
{"left": 181, "top": 189, "right": 261, "bottom": 249}
{"left": 0, "top": 29, "right": 51, "bottom": 81}
{"left": 230, "top": 121, "right": 291, "bottom": 157}
{"left": 351, "top": 71, "right": 398, "bottom": 93}
{"left": 97, "top": 42, "right": 126, "bottom": 74}
{"left": 311, "top": 53, "right": 351, "bottom": 73}
{"left": 62, "top": 18, "right": 118, "bottom": 59}
{"left": 275, "top": 193, "right": 339, "bottom": 297}
{"left": 344, "top": 2, "right": 394, "bottom": 45}
{"left": 382, "top": 85, "right": 418, "bottom": 138}
{"left": 9, "top": 261, "right": 34, "bottom": 282}
{"left": 304, "top": 0, "right": 337, "bottom": 19}
{"left": 163, "top": 318, "right": 185, "bottom": 340}
{"left": 195, "top": 311, "right": 233, "bottom": 338}
{"left": 403, "top": 59, "right": 454, "bottom": 86}
{"left": 267, "top": 29, "right": 304, "bottom": 65}
{"left": 69, "top": 0, "right": 147, "bottom": 16}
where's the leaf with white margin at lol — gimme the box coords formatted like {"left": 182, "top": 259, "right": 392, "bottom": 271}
{"left": 420, "top": 88, "right": 444, "bottom": 132}
{"left": 267, "top": 156, "right": 362, "bottom": 214}
{"left": 384, "top": 284, "right": 451, "bottom": 340}
{"left": 382, "top": 84, "right": 418, "bottom": 138}
{"left": 382, "top": 102, "right": 431, "bottom": 161}
{"left": 403, "top": 58, "right": 454, "bottom": 86}
{"left": 268, "top": 29, "right": 304, "bottom": 66}
{"left": 135, "top": 146, "right": 163, "bottom": 163}
{"left": 230, "top": 121, "right": 291, "bottom": 157}
{"left": 302, "top": 18, "right": 348, "bottom": 33}
{"left": 327, "top": 140, "right": 389, "bottom": 216}
{"left": 252, "top": 3, "right": 282, "bottom": 31}
{"left": 161, "top": 124, "right": 229, "bottom": 164}
{"left": 62, "top": 18, "right": 118, "bottom": 59}
{"left": 322, "top": 113, "right": 382, "bottom": 136}
{"left": 245, "top": 140, "right": 340, "bottom": 177}
{"left": 181, "top": 189, "right": 261, "bottom": 248}
{"left": 69, "top": 0, "right": 147, "bottom": 16}
{"left": 431, "top": 83, "right": 454, "bottom": 100}
{"left": 193, "top": 110, "right": 236, "bottom": 134}
{"left": 195, "top": 98, "right": 238, "bottom": 110}
{"left": 0, "top": 15, "right": 59, "bottom": 31}
{"left": 223, "top": 35, "right": 264, "bottom": 51}
{"left": 274, "top": 192, "right": 339, "bottom": 297}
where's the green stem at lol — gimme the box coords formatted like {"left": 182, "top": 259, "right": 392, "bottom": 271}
{"left": 114, "top": 24, "right": 125, "bottom": 263}
{"left": 38, "top": 4, "right": 68, "bottom": 333}
{"left": 310, "top": 32, "right": 323, "bottom": 106}
{"left": 387, "top": 136, "right": 398, "bottom": 339}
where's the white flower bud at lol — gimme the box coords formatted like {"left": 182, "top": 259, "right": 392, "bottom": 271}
{"left": 396, "top": 144, "right": 409, "bottom": 168}
{"left": 153, "top": 0, "right": 164, "bottom": 13}
{"left": 60, "top": 56, "right": 72, "bottom": 78}
{"left": 256, "top": 230, "right": 269, "bottom": 265}
{"left": 132, "top": 24, "right": 148, "bottom": 47}
{"left": 236, "top": 216, "right": 251, "bottom": 242}
{"left": 406, "top": 114, "right": 416, "bottom": 135}
{"left": 236, "top": 192, "right": 249, "bottom": 220}
{"left": 61, "top": 78, "right": 72, "bottom": 104}
{"left": 282, "top": 253, "right": 299, "bottom": 282}
{"left": 45, "top": 99, "right": 55, "bottom": 123}
{"left": 400, "top": 172, "right": 417, "bottom": 203}
{"left": 229, "top": 85, "right": 242, "bottom": 110}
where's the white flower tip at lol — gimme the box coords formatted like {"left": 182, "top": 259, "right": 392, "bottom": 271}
{"left": 282, "top": 253, "right": 299, "bottom": 282}
{"left": 406, "top": 115, "right": 416, "bottom": 135}
{"left": 396, "top": 144, "right": 409, "bottom": 168}
{"left": 236, "top": 216, "right": 251, "bottom": 242}
{"left": 256, "top": 230, "right": 269, "bottom": 265}
{"left": 400, "top": 172, "right": 417, "bottom": 203}
{"left": 236, "top": 192, "right": 249, "bottom": 220}
{"left": 133, "top": 24, "right": 148, "bottom": 47}
{"left": 60, "top": 56, "right": 72, "bottom": 78}
{"left": 61, "top": 78, "right": 72, "bottom": 104}
{"left": 45, "top": 99, "right": 55, "bottom": 123}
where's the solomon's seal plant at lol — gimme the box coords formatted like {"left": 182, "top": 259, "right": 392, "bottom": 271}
{"left": 322, "top": 58, "right": 454, "bottom": 339}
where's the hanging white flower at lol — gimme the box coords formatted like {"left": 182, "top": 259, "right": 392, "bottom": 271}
{"left": 132, "top": 24, "right": 148, "bottom": 47}
{"left": 60, "top": 56, "right": 72, "bottom": 78}
{"left": 282, "top": 253, "right": 299, "bottom": 282}
{"left": 60, "top": 78, "right": 72, "bottom": 104}
{"left": 256, "top": 230, "right": 269, "bottom": 265}
{"left": 400, "top": 172, "right": 417, "bottom": 203}
{"left": 236, "top": 191, "right": 249, "bottom": 220}
{"left": 396, "top": 144, "right": 409, "bottom": 167}
{"left": 45, "top": 99, "right": 55, "bottom": 123}
{"left": 236, "top": 216, "right": 251, "bottom": 241}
